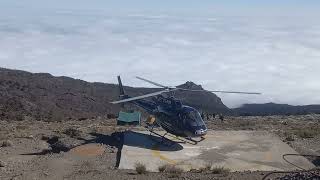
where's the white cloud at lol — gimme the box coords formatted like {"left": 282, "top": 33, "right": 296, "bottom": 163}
{"left": 0, "top": 10, "right": 320, "bottom": 108}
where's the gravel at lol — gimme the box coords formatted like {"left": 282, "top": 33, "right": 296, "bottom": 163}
{"left": 0, "top": 115, "right": 319, "bottom": 180}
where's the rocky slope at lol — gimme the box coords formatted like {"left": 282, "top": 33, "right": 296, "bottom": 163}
{"left": 234, "top": 103, "right": 320, "bottom": 116}
{"left": 0, "top": 68, "right": 229, "bottom": 121}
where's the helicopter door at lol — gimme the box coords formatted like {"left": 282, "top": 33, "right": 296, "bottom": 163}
{"left": 178, "top": 113, "right": 186, "bottom": 128}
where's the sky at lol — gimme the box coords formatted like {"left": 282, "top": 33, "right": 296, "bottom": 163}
{"left": 0, "top": 0, "right": 320, "bottom": 108}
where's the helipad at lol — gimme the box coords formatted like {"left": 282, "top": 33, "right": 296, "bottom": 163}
{"left": 118, "top": 131, "right": 315, "bottom": 172}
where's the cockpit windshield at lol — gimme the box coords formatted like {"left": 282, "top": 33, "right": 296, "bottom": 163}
{"left": 186, "top": 110, "right": 204, "bottom": 126}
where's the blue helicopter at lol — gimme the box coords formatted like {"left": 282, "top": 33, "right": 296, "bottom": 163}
{"left": 111, "top": 76, "right": 261, "bottom": 144}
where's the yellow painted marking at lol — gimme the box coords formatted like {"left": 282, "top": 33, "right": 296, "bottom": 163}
{"left": 151, "top": 144, "right": 177, "bottom": 165}
{"left": 264, "top": 151, "right": 272, "bottom": 161}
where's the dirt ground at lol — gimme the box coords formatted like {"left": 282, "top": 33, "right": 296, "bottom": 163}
{"left": 0, "top": 115, "right": 319, "bottom": 180}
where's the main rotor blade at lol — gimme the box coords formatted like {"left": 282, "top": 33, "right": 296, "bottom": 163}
{"left": 177, "top": 88, "right": 261, "bottom": 95}
{"left": 136, "top": 76, "right": 168, "bottom": 88}
{"left": 110, "top": 90, "right": 169, "bottom": 104}
{"left": 208, "top": 90, "right": 261, "bottom": 95}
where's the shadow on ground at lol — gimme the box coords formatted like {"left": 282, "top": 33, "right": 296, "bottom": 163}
{"left": 20, "top": 130, "right": 183, "bottom": 167}
{"left": 122, "top": 131, "right": 183, "bottom": 152}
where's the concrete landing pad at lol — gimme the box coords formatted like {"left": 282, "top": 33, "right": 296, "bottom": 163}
{"left": 118, "top": 131, "right": 315, "bottom": 172}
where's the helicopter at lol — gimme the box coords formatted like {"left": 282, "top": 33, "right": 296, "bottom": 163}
{"left": 111, "top": 76, "right": 261, "bottom": 144}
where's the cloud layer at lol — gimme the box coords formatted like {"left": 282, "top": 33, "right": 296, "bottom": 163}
{"left": 0, "top": 9, "right": 320, "bottom": 107}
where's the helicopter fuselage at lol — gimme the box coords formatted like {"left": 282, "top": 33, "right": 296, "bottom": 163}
{"left": 112, "top": 75, "right": 260, "bottom": 139}
{"left": 130, "top": 95, "right": 207, "bottom": 138}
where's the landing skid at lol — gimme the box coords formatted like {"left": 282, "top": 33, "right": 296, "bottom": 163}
{"left": 145, "top": 124, "right": 205, "bottom": 146}
{"left": 166, "top": 134, "right": 206, "bottom": 145}
{"left": 149, "top": 131, "right": 180, "bottom": 147}
{"left": 144, "top": 124, "right": 176, "bottom": 146}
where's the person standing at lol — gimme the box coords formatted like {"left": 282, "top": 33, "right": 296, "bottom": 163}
{"left": 219, "top": 114, "right": 224, "bottom": 122}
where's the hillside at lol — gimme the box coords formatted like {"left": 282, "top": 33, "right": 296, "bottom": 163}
{"left": 0, "top": 68, "right": 230, "bottom": 121}
{"left": 233, "top": 103, "right": 320, "bottom": 116}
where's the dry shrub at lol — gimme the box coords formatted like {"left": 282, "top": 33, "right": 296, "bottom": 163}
{"left": 158, "top": 164, "right": 183, "bottom": 178}
{"left": 284, "top": 132, "right": 295, "bottom": 141}
{"left": 294, "top": 129, "right": 319, "bottom": 138}
{"left": 135, "top": 162, "right": 147, "bottom": 174}
{"left": 158, "top": 164, "right": 167, "bottom": 172}
{"left": 235, "top": 120, "right": 255, "bottom": 130}
{"left": 300, "top": 131, "right": 314, "bottom": 138}
{"left": 1, "top": 140, "right": 13, "bottom": 147}
{"left": 211, "top": 166, "right": 230, "bottom": 175}
{"left": 285, "top": 135, "right": 295, "bottom": 142}
{"left": 63, "top": 128, "right": 82, "bottom": 138}
{"left": 16, "top": 125, "right": 28, "bottom": 130}
{"left": 199, "top": 163, "right": 212, "bottom": 172}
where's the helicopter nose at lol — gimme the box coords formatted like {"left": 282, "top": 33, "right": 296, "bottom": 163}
{"left": 195, "top": 129, "right": 207, "bottom": 136}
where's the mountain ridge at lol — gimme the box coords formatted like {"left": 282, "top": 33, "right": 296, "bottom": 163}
{"left": 1, "top": 67, "right": 319, "bottom": 121}
{"left": 233, "top": 102, "right": 320, "bottom": 116}
{"left": 0, "top": 67, "right": 230, "bottom": 121}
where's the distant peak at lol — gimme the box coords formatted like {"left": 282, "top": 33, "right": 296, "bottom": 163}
{"left": 178, "top": 81, "right": 203, "bottom": 90}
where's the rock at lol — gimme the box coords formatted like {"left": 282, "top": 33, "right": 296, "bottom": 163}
{"left": 40, "top": 135, "right": 50, "bottom": 141}
{"left": 50, "top": 140, "right": 72, "bottom": 153}
{"left": 44, "top": 135, "right": 59, "bottom": 144}
{"left": 48, "top": 136, "right": 84, "bottom": 153}
{"left": 0, "top": 160, "right": 6, "bottom": 167}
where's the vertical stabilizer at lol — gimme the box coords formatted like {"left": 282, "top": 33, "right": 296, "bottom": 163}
{"left": 117, "top": 76, "right": 126, "bottom": 98}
